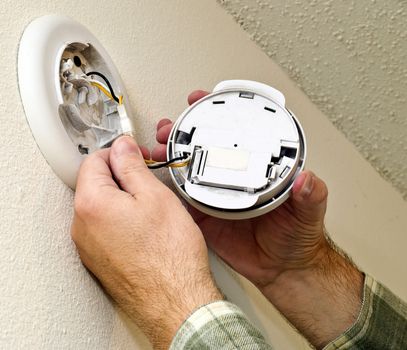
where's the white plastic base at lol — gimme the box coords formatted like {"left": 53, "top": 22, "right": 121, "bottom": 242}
{"left": 18, "top": 15, "right": 132, "bottom": 189}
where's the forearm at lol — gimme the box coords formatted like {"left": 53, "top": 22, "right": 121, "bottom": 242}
{"left": 119, "top": 271, "right": 224, "bottom": 350}
{"left": 261, "top": 243, "right": 363, "bottom": 349}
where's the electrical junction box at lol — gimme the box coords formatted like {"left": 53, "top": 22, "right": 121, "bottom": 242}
{"left": 167, "top": 80, "right": 306, "bottom": 220}
{"left": 18, "top": 15, "right": 133, "bottom": 189}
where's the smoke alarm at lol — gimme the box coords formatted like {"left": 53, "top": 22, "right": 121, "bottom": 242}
{"left": 167, "top": 80, "right": 306, "bottom": 220}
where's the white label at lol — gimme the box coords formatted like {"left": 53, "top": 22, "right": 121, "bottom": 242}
{"left": 206, "top": 147, "right": 250, "bottom": 171}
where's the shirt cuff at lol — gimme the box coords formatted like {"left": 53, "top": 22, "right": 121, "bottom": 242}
{"left": 170, "top": 300, "right": 272, "bottom": 349}
{"left": 323, "top": 274, "right": 407, "bottom": 349}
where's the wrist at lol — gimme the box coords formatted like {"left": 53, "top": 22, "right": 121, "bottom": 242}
{"left": 261, "top": 244, "right": 363, "bottom": 348}
{"left": 266, "top": 236, "right": 332, "bottom": 286}
{"left": 132, "top": 273, "right": 224, "bottom": 350}
{"left": 159, "top": 285, "right": 224, "bottom": 348}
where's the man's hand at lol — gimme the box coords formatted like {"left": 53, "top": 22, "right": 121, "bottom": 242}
{"left": 152, "top": 90, "right": 364, "bottom": 349}
{"left": 71, "top": 136, "right": 222, "bottom": 350}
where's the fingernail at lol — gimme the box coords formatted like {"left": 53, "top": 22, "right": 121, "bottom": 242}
{"left": 300, "top": 173, "right": 314, "bottom": 198}
{"left": 113, "top": 136, "right": 141, "bottom": 157}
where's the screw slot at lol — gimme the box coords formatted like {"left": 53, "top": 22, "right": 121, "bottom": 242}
{"left": 73, "top": 55, "right": 82, "bottom": 67}
{"left": 78, "top": 144, "right": 89, "bottom": 154}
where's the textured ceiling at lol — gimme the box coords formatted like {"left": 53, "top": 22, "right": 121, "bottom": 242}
{"left": 217, "top": 0, "right": 407, "bottom": 199}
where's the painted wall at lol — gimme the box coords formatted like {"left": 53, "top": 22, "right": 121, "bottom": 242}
{"left": 0, "top": 0, "right": 406, "bottom": 349}
{"left": 217, "top": 0, "right": 407, "bottom": 200}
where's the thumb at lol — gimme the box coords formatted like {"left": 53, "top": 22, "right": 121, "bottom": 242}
{"left": 110, "top": 136, "right": 157, "bottom": 196}
{"left": 291, "top": 171, "right": 328, "bottom": 225}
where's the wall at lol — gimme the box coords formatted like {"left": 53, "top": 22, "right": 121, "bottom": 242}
{"left": 217, "top": 0, "right": 407, "bottom": 200}
{"left": 0, "top": 0, "right": 406, "bottom": 349}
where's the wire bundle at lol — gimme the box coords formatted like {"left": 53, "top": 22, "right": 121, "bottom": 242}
{"left": 86, "top": 71, "right": 123, "bottom": 105}
{"left": 85, "top": 71, "right": 189, "bottom": 170}
{"left": 145, "top": 155, "right": 190, "bottom": 169}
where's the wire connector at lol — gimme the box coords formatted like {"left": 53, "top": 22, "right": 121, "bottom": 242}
{"left": 117, "top": 104, "right": 133, "bottom": 137}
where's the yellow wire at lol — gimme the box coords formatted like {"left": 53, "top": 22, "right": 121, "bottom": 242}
{"left": 90, "top": 81, "right": 123, "bottom": 105}
{"left": 169, "top": 160, "right": 190, "bottom": 168}
{"left": 91, "top": 81, "right": 185, "bottom": 168}
{"left": 144, "top": 159, "right": 190, "bottom": 168}
{"left": 90, "top": 81, "right": 113, "bottom": 100}
{"left": 144, "top": 159, "right": 156, "bottom": 164}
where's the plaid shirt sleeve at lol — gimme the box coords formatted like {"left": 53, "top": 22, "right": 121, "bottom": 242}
{"left": 169, "top": 300, "right": 273, "bottom": 349}
{"left": 324, "top": 274, "right": 407, "bottom": 349}
{"left": 170, "top": 275, "right": 407, "bottom": 349}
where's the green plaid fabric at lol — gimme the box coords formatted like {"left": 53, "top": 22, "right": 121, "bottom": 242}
{"left": 170, "top": 275, "right": 407, "bottom": 349}
{"left": 324, "top": 275, "right": 407, "bottom": 349}
{"left": 170, "top": 301, "right": 273, "bottom": 349}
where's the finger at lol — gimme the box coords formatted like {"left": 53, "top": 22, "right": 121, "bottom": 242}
{"left": 109, "top": 136, "right": 158, "bottom": 196}
{"left": 291, "top": 171, "right": 328, "bottom": 224}
{"left": 157, "top": 118, "right": 172, "bottom": 131}
{"left": 188, "top": 90, "right": 209, "bottom": 105}
{"left": 156, "top": 123, "right": 173, "bottom": 144}
{"left": 151, "top": 144, "right": 167, "bottom": 162}
{"left": 76, "top": 148, "right": 118, "bottom": 196}
{"left": 139, "top": 145, "right": 151, "bottom": 160}
{"left": 196, "top": 215, "right": 262, "bottom": 279}
{"left": 188, "top": 206, "right": 255, "bottom": 269}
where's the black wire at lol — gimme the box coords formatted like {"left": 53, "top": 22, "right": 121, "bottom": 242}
{"left": 147, "top": 155, "right": 188, "bottom": 169}
{"left": 86, "top": 71, "right": 120, "bottom": 103}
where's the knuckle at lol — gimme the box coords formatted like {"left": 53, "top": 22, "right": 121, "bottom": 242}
{"left": 314, "top": 179, "right": 329, "bottom": 205}
{"left": 141, "top": 185, "right": 176, "bottom": 211}
{"left": 74, "top": 195, "right": 99, "bottom": 219}
{"left": 305, "top": 171, "right": 329, "bottom": 204}
{"left": 321, "top": 182, "right": 328, "bottom": 198}
{"left": 79, "top": 152, "right": 99, "bottom": 171}
{"left": 70, "top": 226, "right": 79, "bottom": 243}
{"left": 70, "top": 217, "right": 84, "bottom": 247}
{"left": 119, "top": 158, "right": 148, "bottom": 178}
{"left": 78, "top": 149, "right": 107, "bottom": 176}
{"left": 151, "top": 184, "right": 173, "bottom": 201}
{"left": 161, "top": 187, "right": 176, "bottom": 202}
